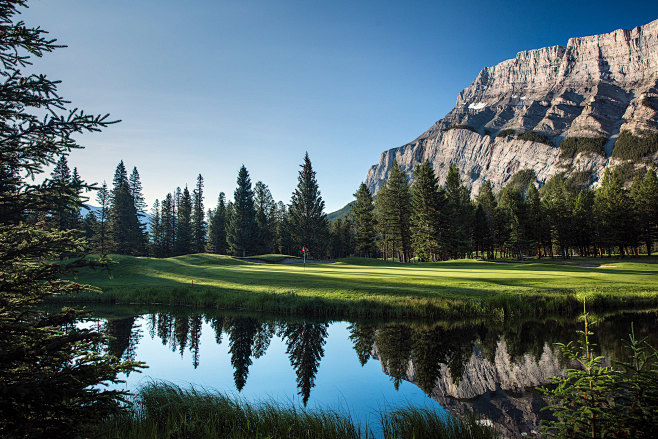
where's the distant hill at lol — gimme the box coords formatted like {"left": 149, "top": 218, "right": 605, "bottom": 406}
{"left": 327, "top": 201, "right": 354, "bottom": 222}
{"left": 81, "top": 205, "right": 153, "bottom": 232}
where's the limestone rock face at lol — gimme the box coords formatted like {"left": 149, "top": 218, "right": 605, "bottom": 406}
{"left": 374, "top": 339, "right": 565, "bottom": 438}
{"left": 365, "top": 20, "right": 658, "bottom": 195}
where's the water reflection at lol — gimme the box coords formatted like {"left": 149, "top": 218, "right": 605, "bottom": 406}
{"left": 94, "top": 306, "right": 657, "bottom": 437}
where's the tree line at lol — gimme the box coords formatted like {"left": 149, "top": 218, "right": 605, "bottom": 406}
{"left": 63, "top": 154, "right": 658, "bottom": 261}
{"left": 349, "top": 160, "right": 658, "bottom": 261}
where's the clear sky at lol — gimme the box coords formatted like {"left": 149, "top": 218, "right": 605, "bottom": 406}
{"left": 21, "top": 0, "right": 658, "bottom": 212}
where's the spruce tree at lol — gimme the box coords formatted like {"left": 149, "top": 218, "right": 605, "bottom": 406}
{"left": 474, "top": 181, "right": 497, "bottom": 259}
{"left": 632, "top": 168, "right": 658, "bottom": 255}
{"left": 128, "top": 166, "right": 147, "bottom": 213}
{"left": 227, "top": 165, "right": 257, "bottom": 257}
{"left": 254, "top": 181, "right": 275, "bottom": 254}
{"left": 288, "top": 153, "right": 329, "bottom": 259}
{"left": 541, "top": 175, "right": 577, "bottom": 258}
{"left": 49, "top": 155, "right": 82, "bottom": 230}
{"left": 149, "top": 199, "right": 164, "bottom": 257}
{"left": 191, "top": 174, "right": 206, "bottom": 253}
{"left": 410, "top": 161, "right": 441, "bottom": 261}
{"left": 109, "top": 162, "right": 144, "bottom": 255}
{"left": 95, "top": 181, "right": 111, "bottom": 254}
{"left": 376, "top": 161, "right": 412, "bottom": 262}
{"left": 0, "top": 3, "right": 140, "bottom": 435}
{"left": 444, "top": 165, "right": 472, "bottom": 259}
{"left": 208, "top": 192, "right": 228, "bottom": 254}
{"left": 175, "top": 186, "right": 192, "bottom": 255}
{"left": 352, "top": 183, "right": 377, "bottom": 258}
{"left": 594, "top": 168, "right": 631, "bottom": 256}
{"left": 161, "top": 193, "right": 175, "bottom": 256}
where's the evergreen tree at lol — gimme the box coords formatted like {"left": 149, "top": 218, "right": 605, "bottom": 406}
{"left": 375, "top": 160, "right": 412, "bottom": 262}
{"left": 374, "top": 324, "right": 413, "bottom": 390}
{"left": 542, "top": 175, "right": 577, "bottom": 258}
{"left": 288, "top": 153, "right": 329, "bottom": 259}
{"left": 347, "top": 323, "right": 376, "bottom": 366}
{"left": 161, "top": 193, "right": 175, "bottom": 256}
{"left": 594, "top": 168, "right": 631, "bottom": 256}
{"left": 227, "top": 165, "right": 257, "bottom": 257}
{"left": 0, "top": 3, "right": 140, "bottom": 435}
{"left": 174, "top": 186, "right": 192, "bottom": 255}
{"left": 226, "top": 317, "right": 259, "bottom": 391}
{"left": 352, "top": 183, "right": 377, "bottom": 258}
{"left": 632, "top": 168, "right": 658, "bottom": 255}
{"left": 149, "top": 199, "right": 164, "bottom": 257}
{"left": 526, "top": 183, "right": 546, "bottom": 258}
{"left": 128, "top": 166, "right": 147, "bottom": 213}
{"left": 474, "top": 181, "right": 497, "bottom": 259}
{"left": 254, "top": 181, "right": 276, "bottom": 254}
{"left": 208, "top": 192, "right": 227, "bottom": 254}
{"left": 49, "top": 156, "right": 82, "bottom": 230}
{"left": 572, "top": 190, "right": 595, "bottom": 256}
{"left": 95, "top": 181, "right": 111, "bottom": 254}
{"left": 191, "top": 174, "right": 206, "bottom": 253}
{"left": 498, "top": 186, "right": 528, "bottom": 259}
{"left": 274, "top": 201, "right": 293, "bottom": 255}
{"left": 410, "top": 161, "right": 441, "bottom": 261}
{"left": 109, "top": 162, "right": 144, "bottom": 255}
{"left": 444, "top": 165, "right": 472, "bottom": 259}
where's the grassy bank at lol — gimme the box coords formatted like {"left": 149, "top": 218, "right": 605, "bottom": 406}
{"left": 65, "top": 254, "right": 658, "bottom": 318}
{"left": 98, "top": 383, "right": 497, "bottom": 439}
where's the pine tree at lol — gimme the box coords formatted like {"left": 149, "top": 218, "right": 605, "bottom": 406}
{"left": 208, "top": 192, "right": 227, "bottom": 254}
{"left": 282, "top": 322, "right": 329, "bottom": 405}
{"left": 526, "top": 183, "right": 546, "bottom": 258}
{"left": 352, "top": 183, "right": 377, "bottom": 258}
{"left": 149, "top": 199, "right": 164, "bottom": 257}
{"left": 191, "top": 174, "right": 206, "bottom": 253}
{"left": 376, "top": 161, "right": 412, "bottom": 262}
{"left": 0, "top": 3, "right": 140, "bottom": 435}
{"left": 254, "top": 181, "right": 275, "bottom": 254}
{"left": 594, "top": 168, "right": 631, "bottom": 257}
{"left": 632, "top": 168, "right": 658, "bottom": 255}
{"left": 161, "top": 193, "right": 175, "bottom": 256}
{"left": 541, "top": 175, "right": 577, "bottom": 258}
{"left": 109, "top": 162, "right": 144, "bottom": 255}
{"left": 227, "top": 166, "right": 257, "bottom": 257}
{"left": 288, "top": 153, "right": 329, "bottom": 259}
{"left": 572, "top": 190, "right": 594, "bottom": 256}
{"left": 49, "top": 156, "right": 82, "bottom": 230}
{"left": 498, "top": 186, "right": 528, "bottom": 259}
{"left": 174, "top": 186, "right": 192, "bottom": 255}
{"left": 128, "top": 166, "right": 147, "bottom": 213}
{"left": 410, "top": 161, "right": 441, "bottom": 261}
{"left": 444, "top": 165, "right": 472, "bottom": 259}
{"left": 95, "top": 181, "right": 111, "bottom": 254}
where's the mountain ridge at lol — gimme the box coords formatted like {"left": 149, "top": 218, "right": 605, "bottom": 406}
{"left": 365, "top": 19, "right": 658, "bottom": 196}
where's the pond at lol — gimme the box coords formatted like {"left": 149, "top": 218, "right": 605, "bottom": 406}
{"left": 86, "top": 305, "right": 658, "bottom": 437}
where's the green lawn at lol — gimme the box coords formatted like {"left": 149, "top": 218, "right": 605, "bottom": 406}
{"left": 67, "top": 254, "right": 658, "bottom": 318}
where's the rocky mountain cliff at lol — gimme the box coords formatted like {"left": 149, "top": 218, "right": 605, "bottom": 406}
{"left": 365, "top": 19, "right": 658, "bottom": 195}
{"left": 374, "top": 339, "right": 566, "bottom": 438}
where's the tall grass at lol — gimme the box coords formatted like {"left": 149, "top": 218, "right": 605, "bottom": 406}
{"left": 98, "top": 383, "right": 498, "bottom": 439}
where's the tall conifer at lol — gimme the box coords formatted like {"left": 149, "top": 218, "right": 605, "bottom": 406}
{"left": 175, "top": 186, "right": 192, "bottom": 255}
{"left": 191, "top": 174, "right": 206, "bottom": 253}
{"left": 227, "top": 165, "right": 257, "bottom": 257}
{"left": 376, "top": 161, "right": 412, "bottom": 262}
{"left": 352, "top": 183, "right": 377, "bottom": 258}
{"left": 208, "top": 193, "right": 227, "bottom": 254}
{"left": 288, "top": 153, "right": 329, "bottom": 258}
{"left": 410, "top": 161, "right": 441, "bottom": 261}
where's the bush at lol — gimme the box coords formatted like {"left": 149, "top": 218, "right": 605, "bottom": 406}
{"left": 559, "top": 137, "right": 607, "bottom": 160}
{"left": 612, "top": 130, "right": 658, "bottom": 160}
{"left": 496, "top": 129, "right": 516, "bottom": 138}
{"left": 540, "top": 308, "right": 658, "bottom": 438}
{"left": 517, "top": 131, "right": 554, "bottom": 146}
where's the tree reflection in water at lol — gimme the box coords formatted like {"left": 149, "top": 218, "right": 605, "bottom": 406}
{"left": 100, "top": 307, "right": 658, "bottom": 415}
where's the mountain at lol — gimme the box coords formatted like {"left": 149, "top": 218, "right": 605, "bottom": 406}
{"left": 327, "top": 201, "right": 354, "bottom": 222}
{"left": 365, "top": 19, "right": 658, "bottom": 195}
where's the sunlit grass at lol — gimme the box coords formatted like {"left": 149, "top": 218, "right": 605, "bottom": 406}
{"left": 66, "top": 254, "right": 658, "bottom": 318}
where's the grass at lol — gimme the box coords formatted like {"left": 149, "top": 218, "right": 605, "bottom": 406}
{"left": 97, "top": 383, "right": 498, "bottom": 439}
{"left": 241, "top": 254, "right": 300, "bottom": 263}
{"left": 63, "top": 254, "right": 658, "bottom": 319}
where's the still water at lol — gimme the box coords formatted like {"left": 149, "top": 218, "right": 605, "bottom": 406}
{"left": 87, "top": 305, "right": 657, "bottom": 437}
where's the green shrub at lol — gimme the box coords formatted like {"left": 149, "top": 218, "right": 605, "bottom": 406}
{"left": 613, "top": 162, "right": 644, "bottom": 184}
{"left": 496, "top": 129, "right": 516, "bottom": 138}
{"left": 517, "top": 131, "right": 554, "bottom": 146}
{"left": 559, "top": 137, "right": 607, "bottom": 160}
{"left": 540, "top": 308, "right": 658, "bottom": 438}
{"left": 612, "top": 130, "right": 658, "bottom": 160}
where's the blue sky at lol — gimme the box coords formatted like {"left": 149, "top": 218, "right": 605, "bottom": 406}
{"left": 22, "top": 0, "right": 658, "bottom": 212}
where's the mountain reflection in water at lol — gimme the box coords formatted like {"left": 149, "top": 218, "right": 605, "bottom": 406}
{"left": 94, "top": 306, "right": 657, "bottom": 437}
